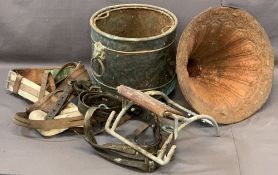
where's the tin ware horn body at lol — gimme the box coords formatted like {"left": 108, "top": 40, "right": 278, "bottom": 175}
{"left": 176, "top": 7, "right": 274, "bottom": 124}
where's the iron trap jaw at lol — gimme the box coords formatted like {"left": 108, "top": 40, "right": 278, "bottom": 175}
{"left": 105, "top": 85, "right": 220, "bottom": 166}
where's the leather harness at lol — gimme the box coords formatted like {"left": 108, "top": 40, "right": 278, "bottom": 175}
{"left": 11, "top": 62, "right": 170, "bottom": 172}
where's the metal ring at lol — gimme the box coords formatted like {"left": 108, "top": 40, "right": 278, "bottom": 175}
{"left": 91, "top": 57, "right": 105, "bottom": 77}
{"left": 95, "top": 11, "right": 110, "bottom": 20}
{"left": 161, "top": 125, "right": 174, "bottom": 134}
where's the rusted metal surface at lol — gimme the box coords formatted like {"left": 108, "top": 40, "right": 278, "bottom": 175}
{"left": 90, "top": 4, "right": 177, "bottom": 95}
{"left": 176, "top": 7, "right": 274, "bottom": 124}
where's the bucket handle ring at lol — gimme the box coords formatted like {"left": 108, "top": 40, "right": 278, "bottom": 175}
{"left": 91, "top": 42, "right": 106, "bottom": 77}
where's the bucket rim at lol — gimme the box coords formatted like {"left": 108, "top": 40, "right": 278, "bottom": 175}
{"left": 90, "top": 4, "right": 178, "bottom": 42}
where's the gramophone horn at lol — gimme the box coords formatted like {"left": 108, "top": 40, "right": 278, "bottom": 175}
{"left": 176, "top": 7, "right": 274, "bottom": 124}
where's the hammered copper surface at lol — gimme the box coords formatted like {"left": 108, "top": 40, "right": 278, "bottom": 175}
{"left": 95, "top": 8, "right": 173, "bottom": 38}
{"left": 176, "top": 7, "right": 274, "bottom": 124}
{"left": 90, "top": 4, "right": 177, "bottom": 94}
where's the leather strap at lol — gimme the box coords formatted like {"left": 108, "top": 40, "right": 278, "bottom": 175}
{"left": 45, "top": 85, "right": 74, "bottom": 120}
{"left": 13, "top": 74, "right": 23, "bottom": 94}
{"left": 38, "top": 71, "right": 51, "bottom": 100}
{"left": 27, "top": 62, "right": 89, "bottom": 113}
{"left": 78, "top": 90, "right": 165, "bottom": 172}
{"left": 14, "top": 112, "right": 84, "bottom": 130}
{"left": 9, "top": 81, "right": 39, "bottom": 97}
{"left": 10, "top": 62, "right": 166, "bottom": 171}
{"left": 54, "top": 62, "right": 79, "bottom": 84}
{"left": 83, "top": 107, "right": 160, "bottom": 172}
{"left": 13, "top": 62, "right": 90, "bottom": 131}
{"left": 78, "top": 91, "right": 128, "bottom": 134}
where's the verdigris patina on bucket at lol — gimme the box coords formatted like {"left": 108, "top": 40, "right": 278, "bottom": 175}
{"left": 90, "top": 4, "right": 178, "bottom": 94}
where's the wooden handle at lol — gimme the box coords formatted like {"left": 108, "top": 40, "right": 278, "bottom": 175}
{"left": 117, "top": 85, "right": 182, "bottom": 117}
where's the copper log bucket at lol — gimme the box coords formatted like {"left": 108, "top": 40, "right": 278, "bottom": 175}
{"left": 90, "top": 4, "right": 178, "bottom": 95}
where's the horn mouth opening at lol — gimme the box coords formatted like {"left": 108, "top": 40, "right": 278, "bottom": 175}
{"left": 177, "top": 7, "right": 274, "bottom": 124}
{"left": 187, "top": 59, "right": 201, "bottom": 78}
{"left": 90, "top": 4, "right": 177, "bottom": 41}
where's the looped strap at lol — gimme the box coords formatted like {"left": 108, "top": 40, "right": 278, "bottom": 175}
{"left": 12, "top": 74, "right": 23, "bottom": 94}
{"left": 83, "top": 107, "right": 159, "bottom": 172}
{"left": 14, "top": 112, "right": 83, "bottom": 130}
